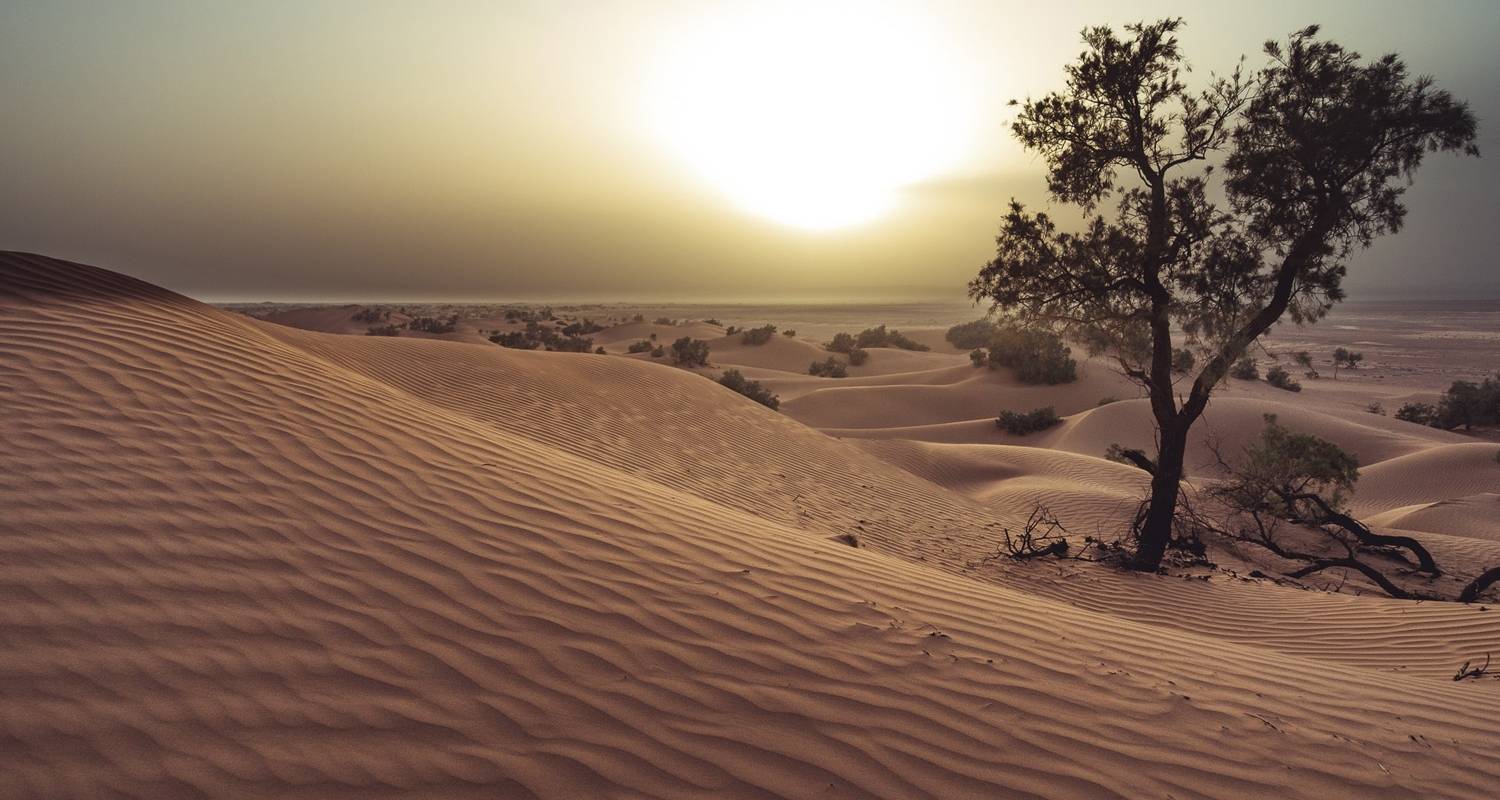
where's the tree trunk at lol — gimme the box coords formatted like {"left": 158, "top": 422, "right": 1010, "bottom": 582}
{"left": 1132, "top": 420, "right": 1189, "bottom": 570}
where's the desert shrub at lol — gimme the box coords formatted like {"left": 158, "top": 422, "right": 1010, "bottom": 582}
{"left": 650, "top": 345, "right": 665, "bottom": 358}
{"left": 946, "top": 318, "right": 1000, "bottom": 350}
{"left": 718, "top": 369, "right": 780, "bottom": 410}
{"left": 671, "top": 336, "right": 709, "bottom": 367}
{"left": 1230, "top": 356, "right": 1260, "bottom": 380}
{"left": 490, "top": 331, "right": 537, "bottom": 349}
{"left": 627, "top": 340, "right": 653, "bottom": 354}
{"left": 847, "top": 348, "right": 868, "bottom": 366}
{"left": 1212, "top": 414, "right": 1360, "bottom": 539}
{"left": 809, "top": 357, "right": 849, "bottom": 378}
{"left": 1266, "top": 365, "right": 1302, "bottom": 392}
{"left": 632, "top": 313, "right": 645, "bottom": 323}
{"left": 1436, "top": 376, "right": 1500, "bottom": 430}
{"left": 1293, "top": 350, "right": 1319, "bottom": 379}
{"left": 855, "top": 324, "right": 930, "bottom": 351}
{"left": 352, "top": 307, "right": 388, "bottom": 323}
{"left": 595, "top": 346, "right": 607, "bottom": 354}
{"left": 826, "top": 332, "right": 857, "bottom": 353}
{"left": 703, "top": 318, "right": 721, "bottom": 325}
{"left": 986, "top": 324, "right": 1077, "bottom": 384}
{"left": 549, "top": 335, "right": 594, "bottom": 353}
{"left": 1171, "top": 348, "right": 1196, "bottom": 374}
{"left": 1395, "top": 401, "right": 1438, "bottom": 426}
{"left": 407, "top": 315, "right": 458, "bottom": 334}
{"left": 725, "top": 326, "right": 740, "bottom": 336}
{"left": 969, "top": 348, "right": 987, "bottom": 367}
{"left": 740, "top": 324, "right": 778, "bottom": 345}
{"left": 783, "top": 329, "right": 796, "bottom": 337}
{"left": 655, "top": 317, "right": 675, "bottom": 326}
{"left": 366, "top": 324, "right": 401, "bottom": 337}
{"left": 562, "top": 319, "right": 605, "bottom": 336}
{"left": 1331, "top": 346, "right": 1363, "bottom": 378}
{"left": 1365, "top": 401, "right": 1385, "bottom": 415}
{"left": 996, "top": 406, "right": 1062, "bottom": 435}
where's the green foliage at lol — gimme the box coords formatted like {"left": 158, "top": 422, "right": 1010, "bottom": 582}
{"left": 671, "top": 337, "right": 709, "bottom": 367}
{"left": 1265, "top": 365, "right": 1302, "bottom": 392}
{"left": 826, "top": 332, "right": 856, "bottom": 353}
{"left": 1216, "top": 414, "right": 1360, "bottom": 518}
{"left": 854, "top": 324, "right": 930, "bottom": 351}
{"left": 740, "top": 324, "right": 778, "bottom": 345}
{"left": 1171, "top": 348, "right": 1196, "bottom": 374}
{"left": 1230, "top": 356, "right": 1259, "bottom": 380}
{"left": 718, "top": 369, "right": 780, "bottom": 410}
{"left": 986, "top": 324, "right": 1077, "bottom": 384}
{"left": 1394, "top": 401, "right": 1438, "bottom": 426}
{"left": 946, "top": 318, "right": 1000, "bottom": 350}
{"left": 996, "top": 406, "right": 1062, "bottom": 435}
{"left": 808, "top": 357, "right": 849, "bottom": 378}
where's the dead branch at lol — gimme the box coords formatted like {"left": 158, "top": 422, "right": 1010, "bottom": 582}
{"left": 1459, "top": 566, "right": 1500, "bottom": 604}
{"left": 1454, "top": 653, "right": 1492, "bottom": 681}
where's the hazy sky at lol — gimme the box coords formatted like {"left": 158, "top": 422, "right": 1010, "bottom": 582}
{"left": 2, "top": 1, "right": 1497, "bottom": 301}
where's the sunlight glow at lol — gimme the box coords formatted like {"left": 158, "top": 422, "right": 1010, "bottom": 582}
{"left": 645, "top": 3, "right": 976, "bottom": 230}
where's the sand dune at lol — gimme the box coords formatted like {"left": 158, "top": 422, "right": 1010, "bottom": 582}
{"left": 5, "top": 252, "right": 1500, "bottom": 799}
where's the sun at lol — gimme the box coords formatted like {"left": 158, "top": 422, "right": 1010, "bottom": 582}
{"left": 645, "top": 3, "right": 975, "bottom": 230}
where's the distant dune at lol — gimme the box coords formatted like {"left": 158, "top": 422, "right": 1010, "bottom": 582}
{"left": 4, "top": 251, "right": 1500, "bottom": 799}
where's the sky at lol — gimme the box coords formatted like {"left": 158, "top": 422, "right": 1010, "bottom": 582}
{"left": 1, "top": 0, "right": 1497, "bottom": 302}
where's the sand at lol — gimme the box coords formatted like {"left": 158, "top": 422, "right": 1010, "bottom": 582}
{"left": 4, "top": 251, "right": 1500, "bottom": 799}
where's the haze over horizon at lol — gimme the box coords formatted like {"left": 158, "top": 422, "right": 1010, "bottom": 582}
{"left": 3, "top": 0, "right": 1497, "bottom": 302}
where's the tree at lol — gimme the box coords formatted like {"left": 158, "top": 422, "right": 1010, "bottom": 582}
{"left": 1293, "top": 350, "right": 1319, "bottom": 379}
{"left": 968, "top": 19, "right": 1477, "bottom": 569}
{"left": 671, "top": 337, "right": 709, "bottom": 367}
{"left": 1331, "top": 346, "right": 1363, "bottom": 378}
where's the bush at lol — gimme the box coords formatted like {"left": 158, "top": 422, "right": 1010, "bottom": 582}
{"left": 719, "top": 369, "right": 780, "bottom": 410}
{"left": 366, "top": 324, "right": 401, "bottom": 337}
{"left": 549, "top": 335, "right": 594, "bottom": 353}
{"left": 725, "top": 326, "right": 740, "bottom": 336}
{"left": 594, "top": 346, "right": 607, "bottom": 355}
{"left": 1395, "top": 401, "right": 1438, "bottom": 426}
{"left": 740, "top": 324, "right": 778, "bottom": 345}
{"left": 632, "top": 314, "right": 645, "bottom": 323}
{"left": 562, "top": 319, "right": 605, "bottom": 336}
{"left": 407, "top": 315, "right": 458, "bottom": 334}
{"left": 996, "top": 406, "right": 1062, "bottom": 435}
{"left": 671, "top": 336, "right": 709, "bottom": 367}
{"left": 969, "top": 348, "right": 987, "bottom": 367}
{"left": 847, "top": 348, "right": 869, "bottom": 367}
{"left": 1332, "top": 346, "right": 1363, "bottom": 378}
{"left": 826, "top": 332, "right": 857, "bottom": 353}
{"left": 650, "top": 345, "right": 665, "bottom": 358}
{"left": 946, "top": 318, "right": 1000, "bottom": 350}
{"left": 352, "top": 307, "right": 388, "bottom": 323}
{"left": 986, "top": 324, "right": 1077, "bottom": 384}
{"left": 782, "top": 329, "right": 797, "bottom": 337}
{"left": 627, "top": 340, "right": 654, "bottom": 354}
{"left": 809, "top": 357, "right": 849, "bottom": 378}
{"left": 1365, "top": 401, "right": 1385, "bottom": 415}
{"left": 1293, "top": 350, "right": 1319, "bottom": 379}
{"left": 1171, "top": 348, "right": 1196, "bottom": 374}
{"left": 489, "top": 330, "right": 537, "bottom": 349}
{"left": 1437, "top": 376, "right": 1500, "bottom": 430}
{"left": 1230, "top": 356, "right": 1260, "bottom": 380}
{"left": 655, "top": 317, "right": 675, "bottom": 326}
{"left": 703, "top": 318, "right": 721, "bottom": 326}
{"left": 855, "top": 324, "right": 930, "bottom": 351}
{"left": 1266, "top": 365, "right": 1302, "bottom": 392}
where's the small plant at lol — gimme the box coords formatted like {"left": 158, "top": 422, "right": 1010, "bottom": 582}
{"left": 725, "top": 326, "right": 740, "bottom": 336}
{"left": 718, "top": 369, "right": 780, "bottom": 410}
{"left": 1230, "top": 356, "right": 1260, "bottom": 380}
{"left": 627, "top": 340, "right": 654, "bottom": 354}
{"left": 1171, "top": 348, "right": 1196, "bottom": 374}
{"left": 847, "top": 348, "right": 869, "bottom": 366}
{"left": 650, "top": 345, "right": 665, "bottom": 358}
{"left": 671, "top": 337, "right": 709, "bottom": 367}
{"left": 969, "top": 348, "right": 987, "bottom": 367}
{"left": 1266, "top": 365, "right": 1302, "bottom": 392}
{"left": 999, "top": 507, "right": 1070, "bottom": 559}
{"left": 740, "top": 324, "right": 778, "bottom": 345}
{"left": 1395, "top": 401, "right": 1438, "bottom": 426}
{"left": 1365, "top": 401, "right": 1385, "bottom": 415}
{"left": 594, "top": 346, "right": 607, "bottom": 354}
{"left": 809, "top": 357, "right": 849, "bottom": 378}
{"left": 782, "top": 329, "right": 796, "bottom": 337}
{"left": 1331, "top": 347, "right": 1364, "bottom": 378}
{"left": 996, "top": 406, "right": 1062, "bottom": 435}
